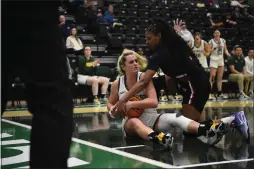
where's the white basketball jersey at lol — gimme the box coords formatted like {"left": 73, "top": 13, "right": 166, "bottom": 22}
{"left": 192, "top": 40, "right": 208, "bottom": 68}
{"left": 118, "top": 72, "right": 146, "bottom": 99}
{"left": 209, "top": 38, "right": 226, "bottom": 60}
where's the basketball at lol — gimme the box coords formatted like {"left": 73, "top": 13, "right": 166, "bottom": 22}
{"left": 126, "top": 95, "right": 144, "bottom": 118}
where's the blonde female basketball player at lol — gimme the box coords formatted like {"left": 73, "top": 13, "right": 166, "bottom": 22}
{"left": 107, "top": 49, "right": 229, "bottom": 148}
{"left": 209, "top": 30, "right": 231, "bottom": 99}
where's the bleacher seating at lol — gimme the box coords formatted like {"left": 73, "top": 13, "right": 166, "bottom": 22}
{"left": 6, "top": 0, "right": 254, "bottom": 109}
{"left": 74, "top": 0, "right": 253, "bottom": 101}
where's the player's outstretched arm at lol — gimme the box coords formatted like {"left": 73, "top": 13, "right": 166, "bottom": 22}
{"left": 107, "top": 80, "right": 119, "bottom": 118}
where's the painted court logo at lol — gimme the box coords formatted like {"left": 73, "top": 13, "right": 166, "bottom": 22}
{"left": 1, "top": 122, "right": 89, "bottom": 169}
{"left": 1, "top": 119, "right": 166, "bottom": 169}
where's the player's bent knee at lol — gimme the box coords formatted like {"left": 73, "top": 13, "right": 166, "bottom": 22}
{"left": 125, "top": 118, "right": 143, "bottom": 129}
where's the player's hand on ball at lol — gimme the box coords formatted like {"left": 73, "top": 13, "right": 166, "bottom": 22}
{"left": 125, "top": 101, "right": 132, "bottom": 114}
{"left": 110, "top": 101, "right": 127, "bottom": 118}
{"left": 114, "top": 99, "right": 127, "bottom": 116}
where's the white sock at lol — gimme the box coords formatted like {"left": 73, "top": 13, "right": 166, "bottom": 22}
{"left": 221, "top": 116, "right": 235, "bottom": 126}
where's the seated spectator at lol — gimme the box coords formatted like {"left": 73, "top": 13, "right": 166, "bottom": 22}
{"left": 225, "top": 13, "right": 237, "bottom": 27}
{"left": 230, "top": 44, "right": 240, "bottom": 55}
{"left": 230, "top": 0, "right": 249, "bottom": 8}
{"left": 84, "top": 0, "right": 98, "bottom": 7}
{"left": 96, "top": 12, "right": 105, "bottom": 23}
{"left": 245, "top": 49, "right": 254, "bottom": 74}
{"left": 228, "top": 46, "right": 253, "bottom": 98}
{"left": 137, "top": 47, "right": 144, "bottom": 56}
{"left": 59, "top": 15, "right": 73, "bottom": 41}
{"left": 232, "top": 7, "right": 243, "bottom": 24}
{"left": 103, "top": 4, "right": 122, "bottom": 27}
{"left": 85, "top": 5, "right": 104, "bottom": 33}
{"left": 206, "top": 13, "right": 224, "bottom": 28}
{"left": 104, "top": 4, "right": 117, "bottom": 24}
{"left": 243, "top": 7, "right": 254, "bottom": 23}
{"left": 66, "top": 28, "right": 83, "bottom": 52}
{"left": 78, "top": 46, "right": 109, "bottom": 104}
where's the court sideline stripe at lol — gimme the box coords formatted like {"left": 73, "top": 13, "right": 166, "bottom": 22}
{"left": 174, "top": 158, "right": 254, "bottom": 168}
{"left": 73, "top": 138, "right": 175, "bottom": 168}
{"left": 2, "top": 119, "right": 32, "bottom": 129}
{"left": 112, "top": 145, "right": 145, "bottom": 149}
{"left": 1, "top": 119, "right": 176, "bottom": 168}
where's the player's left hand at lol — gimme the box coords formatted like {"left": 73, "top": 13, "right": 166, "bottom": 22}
{"left": 109, "top": 105, "right": 117, "bottom": 118}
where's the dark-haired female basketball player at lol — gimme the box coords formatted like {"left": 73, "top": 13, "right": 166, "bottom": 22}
{"left": 112, "top": 19, "right": 250, "bottom": 142}
{"left": 108, "top": 49, "right": 228, "bottom": 148}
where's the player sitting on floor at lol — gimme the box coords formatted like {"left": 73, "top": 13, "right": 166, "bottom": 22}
{"left": 107, "top": 49, "right": 233, "bottom": 149}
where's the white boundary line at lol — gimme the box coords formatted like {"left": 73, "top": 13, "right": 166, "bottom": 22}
{"left": 72, "top": 138, "right": 175, "bottom": 168}
{"left": 2, "top": 119, "right": 175, "bottom": 168}
{"left": 2, "top": 119, "right": 31, "bottom": 129}
{"left": 175, "top": 158, "right": 254, "bottom": 168}
{"left": 112, "top": 145, "right": 145, "bottom": 149}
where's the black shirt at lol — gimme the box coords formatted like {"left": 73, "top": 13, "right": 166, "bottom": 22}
{"left": 227, "top": 55, "right": 246, "bottom": 73}
{"left": 147, "top": 44, "right": 203, "bottom": 78}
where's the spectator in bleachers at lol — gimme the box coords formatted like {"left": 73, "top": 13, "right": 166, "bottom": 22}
{"left": 137, "top": 47, "right": 144, "bottom": 56}
{"left": 245, "top": 49, "right": 254, "bottom": 74}
{"left": 104, "top": 4, "right": 117, "bottom": 24}
{"left": 230, "top": 44, "right": 240, "bottom": 56}
{"left": 206, "top": 13, "right": 224, "bottom": 28}
{"left": 78, "top": 46, "right": 109, "bottom": 104}
{"left": 84, "top": 0, "right": 98, "bottom": 7}
{"left": 85, "top": 4, "right": 104, "bottom": 33}
{"left": 230, "top": 0, "right": 249, "bottom": 8}
{"left": 204, "top": 0, "right": 218, "bottom": 7}
{"left": 225, "top": 13, "right": 238, "bottom": 27}
{"left": 173, "top": 20, "right": 194, "bottom": 44}
{"left": 96, "top": 11, "right": 105, "bottom": 23}
{"left": 243, "top": 7, "right": 254, "bottom": 23}
{"left": 228, "top": 46, "right": 253, "bottom": 98}
{"left": 59, "top": 15, "right": 73, "bottom": 41}
{"left": 232, "top": 7, "right": 243, "bottom": 24}
{"left": 103, "top": 4, "right": 122, "bottom": 27}
{"left": 209, "top": 29, "right": 231, "bottom": 99}
{"left": 66, "top": 28, "right": 84, "bottom": 52}
{"left": 189, "top": 32, "right": 210, "bottom": 69}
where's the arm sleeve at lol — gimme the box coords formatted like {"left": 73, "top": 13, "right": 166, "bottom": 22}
{"left": 78, "top": 38, "right": 83, "bottom": 47}
{"left": 66, "top": 37, "right": 72, "bottom": 49}
{"left": 227, "top": 57, "right": 234, "bottom": 66}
